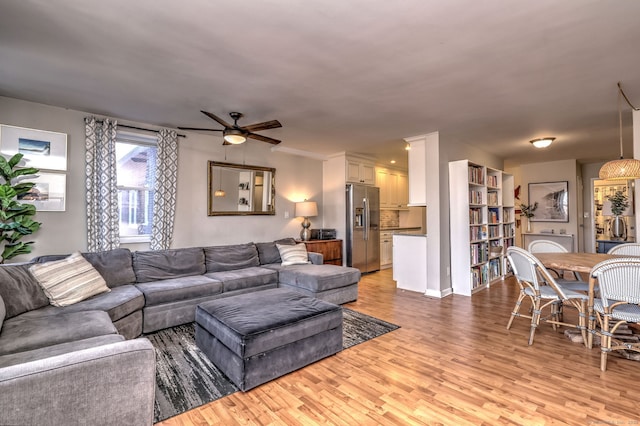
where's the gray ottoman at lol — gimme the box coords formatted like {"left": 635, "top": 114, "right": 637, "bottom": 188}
{"left": 195, "top": 288, "right": 343, "bottom": 391}
{"left": 276, "top": 264, "right": 361, "bottom": 305}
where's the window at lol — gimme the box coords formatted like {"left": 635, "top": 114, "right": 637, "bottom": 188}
{"left": 116, "top": 131, "right": 158, "bottom": 242}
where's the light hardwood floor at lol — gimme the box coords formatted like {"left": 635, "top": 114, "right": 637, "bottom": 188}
{"left": 158, "top": 269, "right": 639, "bottom": 425}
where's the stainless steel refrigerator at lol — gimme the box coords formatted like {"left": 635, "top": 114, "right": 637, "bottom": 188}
{"left": 346, "top": 183, "right": 380, "bottom": 273}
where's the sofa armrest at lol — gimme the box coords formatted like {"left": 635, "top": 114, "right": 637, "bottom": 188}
{"left": 308, "top": 251, "right": 324, "bottom": 265}
{"left": 0, "top": 338, "right": 156, "bottom": 426}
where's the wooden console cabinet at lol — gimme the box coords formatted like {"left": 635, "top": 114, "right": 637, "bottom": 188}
{"left": 300, "top": 239, "right": 343, "bottom": 265}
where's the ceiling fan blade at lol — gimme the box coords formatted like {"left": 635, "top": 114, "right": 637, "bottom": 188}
{"left": 177, "top": 127, "right": 223, "bottom": 132}
{"left": 242, "top": 120, "right": 282, "bottom": 132}
{"left": 201, "top": 110, "right": 232, "bottom": 128}
{"left": 247, "top": 132, "right": 281, "bottom": 145}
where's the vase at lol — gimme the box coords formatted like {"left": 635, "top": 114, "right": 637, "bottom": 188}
{"left": 610, "top": 215, "right": 626, "bottom": 239}
{"left": 526, "top": 218, "right": 531, "bottom": 233}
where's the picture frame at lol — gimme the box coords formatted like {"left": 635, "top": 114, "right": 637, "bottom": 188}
{"left": 529, "top": 181, "right": 569, "bottom": 222}
{"left": 17, "top": 171, "right": 66, "bottom": 212}
{"left": 0, "top": 124, "right": 68, "bottom": 171}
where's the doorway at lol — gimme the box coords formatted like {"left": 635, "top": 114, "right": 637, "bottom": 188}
{"left": 592, "top": 178, "right": 635, "bottom": 253}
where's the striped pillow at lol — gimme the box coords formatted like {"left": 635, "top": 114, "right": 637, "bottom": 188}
{"left": 29, "top": 252, "right": 110, "bottom": 307}
{"left": 276, "top": 243, "right": 310, "bottom": 266}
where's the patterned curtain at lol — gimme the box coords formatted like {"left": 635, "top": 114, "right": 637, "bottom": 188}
{"left": 85, "top": 116, "right": 120, "bottom": 251}
{"left": 150, "top": 128, "right": 179, "bottom": 250}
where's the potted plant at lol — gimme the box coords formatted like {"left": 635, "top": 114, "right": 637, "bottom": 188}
{"left": 606, "top": 191, "right": 629, "bottom": 239}
{"left": 519, "top": 202, "right": 538, "bottom": 233}
{"left": 0, "top": 153, "right": 41, "bottom": 262}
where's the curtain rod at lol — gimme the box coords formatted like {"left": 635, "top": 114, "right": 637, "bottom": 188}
{"left": 95, "top": 120, "right": 186, "bottom": 138}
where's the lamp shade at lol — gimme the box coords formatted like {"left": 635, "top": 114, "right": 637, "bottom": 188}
{"left": 295, "top": 201, "right": 318, "bottom": 217}
{"left": 598, "top": 158, "right": 640, "bottom": 180}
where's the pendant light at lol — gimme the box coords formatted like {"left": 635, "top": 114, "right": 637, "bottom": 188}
{"left": 599, "top": 82, "right": 640, "bottom": 180}
{"left": 214, "top": 166, "right": 225, "bottom": 197}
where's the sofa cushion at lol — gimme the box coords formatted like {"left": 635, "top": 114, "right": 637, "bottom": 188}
{"left": 277, "top": 264, "right": 361, "bottom": 292}
{"left": 0, "top": 334, "right": 125, "bottom": 368}
{"left": 82, "top": 249, "right": 136, "bottom": 288}
{"left": 256, "top": 238, "right": 297, "bottom": 265}
{"left": 204, "top": 266, "right": 278, "bottom": 292}
{"left": 135, "top": 275, "right": 223, "bottom": 306}
{"left": 0, "top": 262, "right": 49, "bottom": 318}
{"left": 32, "top": 249, "right": 136, "bottom": 288}
{"left": 29, "top": 252, "right": 110, "bottom": 307}
{"left": 277, "top": 243, "right": 311, "bottom": 266}
{"left": 133, "top": 247, "right": 205, "bottom": 283}
{"left": 205, "top": 243, "right": 260, "bottom": 272}
{"left": 0, "top": 310, "right": 117, "bottom": 356}
{"left": 21, "top": 285, "right": 144, "bottom": 323}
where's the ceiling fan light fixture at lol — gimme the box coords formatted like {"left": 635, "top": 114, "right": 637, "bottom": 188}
{"left": 530, "top": 137, "right": 555, "bottom": 149}
{"left": 223, "top": 129, "right": 247, "bottom": 144}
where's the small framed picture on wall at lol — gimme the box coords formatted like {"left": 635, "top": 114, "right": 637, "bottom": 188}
{"left": 0, "top": 124, "right": 68, "bottom": 171}
{"left": 529, "top": 181, "right": 569, "bottom": 222}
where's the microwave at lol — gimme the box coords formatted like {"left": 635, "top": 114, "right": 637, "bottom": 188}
{"left": 311, "top": 229, "right": 337, "bottom": 240}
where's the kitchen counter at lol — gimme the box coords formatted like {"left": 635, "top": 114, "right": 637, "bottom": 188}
{"left": 392, "top": 233, "right": 427, "bottom": 293}
{"left": 381, "top": 227, "right": 422, "bottom": 231}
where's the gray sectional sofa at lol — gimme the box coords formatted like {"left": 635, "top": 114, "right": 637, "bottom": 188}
{"left": 0, "top": 238, "right": 361, "bottom": 425}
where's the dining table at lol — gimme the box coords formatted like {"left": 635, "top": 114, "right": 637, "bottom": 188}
{"left": 534, "top": 252, "right": 623, "bottom": 275}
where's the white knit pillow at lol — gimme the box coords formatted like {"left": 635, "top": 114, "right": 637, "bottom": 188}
{"left": 29, "top": 252, "right": 110, "bottom": 307}
{"left": 276, "top": 243, "right": 310, "bottom": 266}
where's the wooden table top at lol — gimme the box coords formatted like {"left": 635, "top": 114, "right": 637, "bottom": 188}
{"left": 534, "top": 252, "right": 622, "bottom": 274}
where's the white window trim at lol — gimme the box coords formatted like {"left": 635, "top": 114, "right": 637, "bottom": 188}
{"left": 116, "top": 131, "right": 158, "bottom": 243}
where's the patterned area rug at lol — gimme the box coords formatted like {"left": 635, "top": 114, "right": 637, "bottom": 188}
{"left": 147, "top": 308, "right": 399, "bottom": 423}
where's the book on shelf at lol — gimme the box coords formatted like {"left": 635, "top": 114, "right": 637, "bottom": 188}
{"left": 468, "top": 166, "right": 484, "bottom": 185}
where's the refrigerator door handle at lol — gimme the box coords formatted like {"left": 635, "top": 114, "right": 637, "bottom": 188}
{"left": 363, "top": 197, "right": 369, "bottom": 241}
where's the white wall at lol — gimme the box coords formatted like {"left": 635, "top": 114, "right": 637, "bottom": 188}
{"left": 0, "top": 96, "right": 324, "bottom": 261}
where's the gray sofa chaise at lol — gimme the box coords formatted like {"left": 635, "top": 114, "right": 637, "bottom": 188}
{"left": 0, "top": 238, "right": 360, "bottom": 425}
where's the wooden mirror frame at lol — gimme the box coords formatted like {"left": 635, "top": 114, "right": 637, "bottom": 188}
{"left": 207, "top": 161, "right": 276, "bottom": 216}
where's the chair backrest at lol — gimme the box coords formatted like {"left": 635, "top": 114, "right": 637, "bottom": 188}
{"left": 528, "top": 239, "right": 568, "bottom": 253}
{"left": 506, "top": 246, "right": 567, "bottom": 298}
{"left": 590, "top": 257, "right": 640, "bottom": 306}
{"left": 606, "top": 243, "right": 640, "bottom": 256}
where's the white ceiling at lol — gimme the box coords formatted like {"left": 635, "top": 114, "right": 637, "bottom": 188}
{"left": 1, "top": 0, "right": 640, "bottom": 168}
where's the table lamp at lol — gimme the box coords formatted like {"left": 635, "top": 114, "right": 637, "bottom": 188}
{"left": 295, "top": 201, "right": 318, "bottom": 241}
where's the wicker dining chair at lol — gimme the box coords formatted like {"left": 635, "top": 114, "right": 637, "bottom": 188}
{"left": 606, "top": 243, "right": 640, "bottom": 256}
{"left": 588, "top": 257, "right": 640, "bottom": 371}
{"left": 506, "top": 246, "right": 588, "bottom": 346}
{"left": 527, "top": 239, "right": 587, "bottom": 291}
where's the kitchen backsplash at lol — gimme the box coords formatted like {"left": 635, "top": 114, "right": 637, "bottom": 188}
{"left": 381, "top": 210, "right": 399, "bottom": 228}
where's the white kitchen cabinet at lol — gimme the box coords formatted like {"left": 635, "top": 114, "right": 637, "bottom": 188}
{"left": 380, "top": 231, "right": 393, "bottom": 268}
{"left": 347, "top": 158, "right": 375, "bottom": 185}
{"left": 376, "top": 167, "right": 409, "bottom": 209}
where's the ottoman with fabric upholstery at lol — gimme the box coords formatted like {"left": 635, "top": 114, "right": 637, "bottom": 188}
{"left": 195, "top": 288, "right": 343, "bottom": 391}
{"left": 274, "top": 264, "right": 361, "bottom": 305}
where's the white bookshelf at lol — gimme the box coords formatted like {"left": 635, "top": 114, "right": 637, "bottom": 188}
{"left": 449, "top": 160, "right": 514, "bottom": 296}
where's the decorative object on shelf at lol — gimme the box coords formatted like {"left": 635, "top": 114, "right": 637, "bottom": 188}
{"left": 0, "top": 153, "right": 41, "bottom": 262}
{"left": 529, "top": 137, "right": 555, "bottom": 149}
{"left": 519, "top": 202, "right": 538, "bottom": 232}
{"left": 295, "top": 200, "right": 318, "bottom": 241}
{"left": 0, "top": 124, "right": 68, "bottom": 171}
{"left": 599, "top": 82, "right": 640, "bottom": 180}
{"left": 606, "top": 190, "right": 630, "bottom": 239}
{"left": 529, "top": 181, "right": 569, "bottom": 223}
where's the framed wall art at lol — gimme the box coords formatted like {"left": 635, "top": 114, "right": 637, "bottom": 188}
{"left": 17, "top": 172, "right": 67, "bottom": 212}
{"left": 529, "top": 181, "right": 569, "bottom": 222}
{"left": 0, "top": 124, "right": 67, "bottom": 171}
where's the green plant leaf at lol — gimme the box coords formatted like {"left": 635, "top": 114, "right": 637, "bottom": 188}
{"left": 12, "top": 167, "right": 40, "bottom": 179}
{"left": 1, "top": 241, "right": 34, "bottom": 263}
{"left": 12, "top": 182, "right": 36, "bottom": 196}
{"left": 0, "top": 156, "right": 12, "bottom": 182}
{"left": 8, "top": 153, "right": 24, "bottom": 169}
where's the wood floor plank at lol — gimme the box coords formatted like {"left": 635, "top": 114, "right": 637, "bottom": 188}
{"left": 157, "top": 270, "right": 640, "bottom": 425}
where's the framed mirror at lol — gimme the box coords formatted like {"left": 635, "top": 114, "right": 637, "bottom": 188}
{"left": 208, "top": 161, "right": 276, "bottom": 216}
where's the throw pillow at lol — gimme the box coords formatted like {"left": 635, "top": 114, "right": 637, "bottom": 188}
{"left": 276, "top": 243, "right": 311, "bottom": 266}
{"left": 29, "top": 251, "right": 110, "bottom": 307}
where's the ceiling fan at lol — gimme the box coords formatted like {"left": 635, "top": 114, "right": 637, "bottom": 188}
{"left": 178, "top": 111, "right": 282, "bottom": 145}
